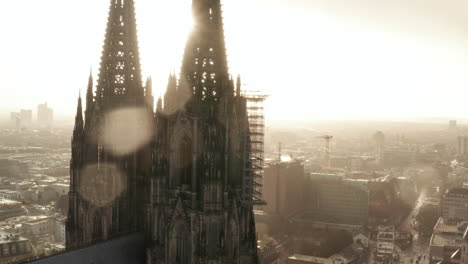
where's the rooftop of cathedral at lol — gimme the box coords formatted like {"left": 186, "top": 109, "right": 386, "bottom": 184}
{"left": 28, "top": 233, "right": 145, "bottom": 264}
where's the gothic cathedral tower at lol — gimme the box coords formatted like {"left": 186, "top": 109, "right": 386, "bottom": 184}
{"left": 67, "top": 0, "right": 153, "bottom": 249}
{"left": 147, "top": 0, "right": 259, "bottom": 263}
{"left": 67, "top": 0, "right": 259, "bottom": 262}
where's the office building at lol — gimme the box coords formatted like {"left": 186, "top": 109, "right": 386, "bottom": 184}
{"left": 263, "top": 161, "right": 305, "bottom": 216}
{"left": 37, "top": 103, "right": 53, "bottom": 127}
{"left": 305, "top": 174, "right": 369, "bottom": 226}
{"left": 442, "top": 188, "right": 468, "bottom": 221}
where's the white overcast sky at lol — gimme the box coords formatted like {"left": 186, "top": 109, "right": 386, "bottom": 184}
{"left": 2, "top": 0, "right": 468, "bottom": 122}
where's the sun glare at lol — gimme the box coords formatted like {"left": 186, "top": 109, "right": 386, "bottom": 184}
{"left": 122, "top": 0, "right": 193, "bottom": 99}
{"left": 3, "top": 0, "right": 468, "bottom": 121}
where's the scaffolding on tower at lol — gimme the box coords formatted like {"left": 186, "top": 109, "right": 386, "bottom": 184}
{"left": 242, "top": 90, "right": 268, "bottom": 205}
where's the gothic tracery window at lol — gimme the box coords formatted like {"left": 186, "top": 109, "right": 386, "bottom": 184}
{"left": 227, "top": 220, "right": 239, "bottom": 260}
{"left": 170, "top": 221, "right": 190, "bottom": 263}
{"left": 92, "top": 212, "right": 103, "bottom": 242}
{"left": 174, "top": 135, "right": 192, "bottom": 188}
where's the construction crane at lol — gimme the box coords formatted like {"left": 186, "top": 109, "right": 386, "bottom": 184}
{"left": 317, "top": 135, "right": 333, "bottom": 167}
{"left": 278, "top": 142, "right": 282, "bottom": 162}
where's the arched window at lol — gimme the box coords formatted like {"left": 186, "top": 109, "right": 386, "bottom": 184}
{"left": 172, "top": 133, "right": 192, "bottom": 189}
{"left": 226, "top": 220, "right": 239, "bottom": 260}
{"left": 179, "top": 136, "right": 192, "bottom": 186}
{"left": 207, "top": 222, "right": 220, "bottom": 258}
{"left": 92, "top": 212, "right": 103, "bottom": 242}
{"left": 170, "top": 221, "right": 190, "bottom": 263}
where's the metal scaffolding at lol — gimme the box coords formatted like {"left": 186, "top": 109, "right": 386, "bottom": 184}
{"left": 242, "top": 91, "right": 268, "bottom": 205}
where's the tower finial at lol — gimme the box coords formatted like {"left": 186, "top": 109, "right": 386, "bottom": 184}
{"left": 236, "top": 75, "right": 241, "bottom": 97}
{"left": 86, "top": 70, "right": 94, "bottom": 113}
{"left": 145, "top": 76, "right": 153, "bottom": 96}
{"left": 145, "top": 76, "right": 154, "bottom": 110}
{"left": 73, "top": 94, "right": 83, "bottom": 136}
{"left": 157, "top": 96, "right": 163, "bottom": 112}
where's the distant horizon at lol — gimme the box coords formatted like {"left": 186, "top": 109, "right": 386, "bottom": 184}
{"left": 1, "top": 106, "right": 468, "bottom": 127}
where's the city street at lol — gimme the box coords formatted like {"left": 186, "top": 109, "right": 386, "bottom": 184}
{"left": 368, "top": 190, "right": 431, "bottom": 264}
{"left": 400, "top": 189, "right": 426, "bottom": 233}
{"left": 399, "top": 190, "right": 430, "bottom": 264}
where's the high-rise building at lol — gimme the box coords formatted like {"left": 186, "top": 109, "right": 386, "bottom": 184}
{"left": 305, "top": 174, "right": 369, "bottom": 226}
{"left": 37, "top": 103, "right": 53, "bottom": 127}
{"left": 20, "top": 109, "right": 32, "bottom": 127}
{"left": 441, "top": 188, "right": 468, "bottom": 221}
{"left": 457, "top": 136, "right": 468, "bottom": 156}
{"left": 429, "top": 217, "right": 466, "bottom": 264}
{"left": 67, "top": 0, "right": 260, "bottom": 263}
{"left": 10, "top": 109, "right": 32, "bottom": 129}
{"left": 10, "top": 112, "right": 20, "bottom": 130}
{"left": 263, "top": 161, "right": 305, "bottom": 217}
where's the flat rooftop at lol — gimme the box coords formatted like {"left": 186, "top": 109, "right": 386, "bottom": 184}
{"left": 0, "top": 233, "right": 28, "bottom": 244}
{"left": 434, "top": 218, "right": 467, "bottom": 234}
{"left": 0, "top": 198, "right": 21, "bottom": 205}
{"left": 447, "top": 188, "right": 468, "bottom": 196}
{"left": 288, "top": 254, "right": 331, "bottom": 264}
{"left": 431, "top": 233, "right": 463, "bottom": 247}
{"left": 0, "top": 190, "right": 20, "bottom": 194}
{"left": 23, "top": 217, "right": 53, "bottom": 225}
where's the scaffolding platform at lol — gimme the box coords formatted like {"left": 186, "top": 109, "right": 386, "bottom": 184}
{"left": 242, "top": 91, "right": 268, "bottom": 206}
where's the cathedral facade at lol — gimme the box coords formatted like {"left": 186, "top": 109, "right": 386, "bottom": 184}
{"left": 67, "top": 0, "right": 259, "bottom": 263}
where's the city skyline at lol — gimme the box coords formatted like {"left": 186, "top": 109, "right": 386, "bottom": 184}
{"left": 2, "top": 0, "right": 468, "bottom": 122}
{"left": 1, "top": 1, "right": 468, "bottom": 263}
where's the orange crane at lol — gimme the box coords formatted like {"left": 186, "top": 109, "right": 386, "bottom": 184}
{"left": 317, "top": 135, "right": 333, "bottom": 167}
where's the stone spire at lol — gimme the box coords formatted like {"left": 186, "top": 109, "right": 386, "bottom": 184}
{"left": 145, "top": 77, "right": 154, "bottom": 109}
{"left": 163, "top": 73, "right": 179, "bottom": 113}
{"left": 156, "top": 96, "right": 163, "bottom": 112}
{"left": 70, "top": 94, "right": 83, "bottom": 189}
{"left": 67, "top": 0, "right": 152, "bottom": 250}
{"left": 96, "top": 0, "right": 144, "bottom": 103}
{"left": 85, "top": 70, "right": 94, "bottom": 120}
{"left": 145, "top": 77, "right": 153, "bottom": 97}
{"left": 73, "top": 95, "right": 83, "bottom": 138}
{"left": 180, "top": 0, "right": 231, "bottom": 102}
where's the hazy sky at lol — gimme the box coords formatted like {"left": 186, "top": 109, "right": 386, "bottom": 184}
{"left": 2, "top": 0, "right": 468, "bottom": 122}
